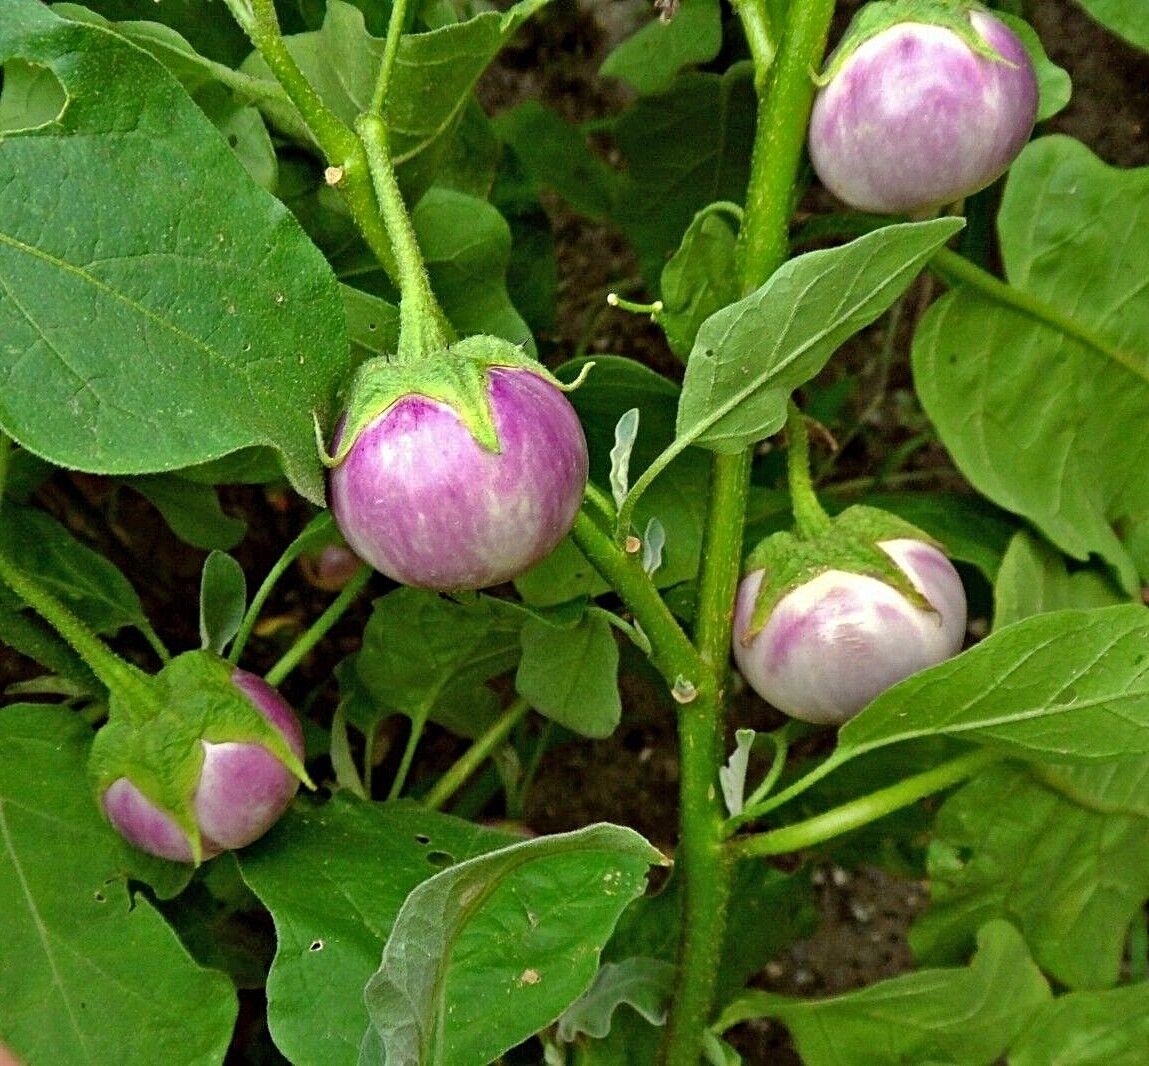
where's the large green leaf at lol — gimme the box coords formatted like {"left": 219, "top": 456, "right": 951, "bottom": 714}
{"left": 0, "top": 706, "right": 235, "bottom": 1064}
{"left": 1074, "top": 0, "right": 1149, "bottom": 51}
{"left": 361, "top": 823, "right": 665, "bottom": 1066}
{"left": 0, "top": 0, "right": 349, "bottom": 504}
{"left": 246, "top": 0, "right": 548, "bottom": 197}
{"left": 237, "top": 796, "right": 516, "bottom": 1066}
{"left": 837, "top": 605, "right": 1149, "bottom": 763}
{"left": 1008, "top": 983, "right": 1149, "bottom": 1065}
{"left": 715, "top": 921, "right": 1049, "bottom": 1066}
{"left": 913, "top": 137, "right": 1149, "bottom": 592}
{"left": 676, "top": 219, "right": 963, "bottom": 453}
{"left": 911, "top": 764, "right": 1149, "bottom": 989}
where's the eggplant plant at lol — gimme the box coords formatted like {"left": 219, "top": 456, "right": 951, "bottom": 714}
{"left": 1, "top": 1, "right": 1147, "bottom": 1064}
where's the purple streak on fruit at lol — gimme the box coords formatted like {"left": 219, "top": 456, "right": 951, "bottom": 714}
{"left": 329, "top": 367, "right": 589, "bottom": 591}
{"left": 733, "top": 539, "right": 967, "bottom": 725}
{"left": 808, "top": 10, "right": 1038, "bottom": 214}
{"left": 101, "top": 670, "right": 304, "bottom": 862}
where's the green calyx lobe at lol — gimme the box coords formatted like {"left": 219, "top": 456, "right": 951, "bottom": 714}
{"left": 742, "top": 505, "right": 944, "bottom": 642}
{"left": 88, "top": 650, "right": 312, "bottom": 865}
{"left": 324, "top": 335, "right": 590, "bottom": 466}
{"left": 818, "top": 1, "right": 1010, "bottom": 85}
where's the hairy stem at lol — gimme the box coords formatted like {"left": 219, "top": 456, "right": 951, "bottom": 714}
{"left": 264, "top": 565, "right": 372, "bottom": 687}
{"left": 424, "top": 697, "right": 531, "bottom": 811}
{"left": 786, "top": 400, "right": 833, "bottom": 538}
{"left": 662, "top": 3, "right": 837, "bottom": 1059}
{"left": 729, "top": 749, "right": 1000, "bottom": 860}
{"left": 370, "top": 0, "right": 410, "bottom": 115}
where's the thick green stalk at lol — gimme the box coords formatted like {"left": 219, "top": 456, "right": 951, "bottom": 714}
{"left": 0, "top": 551, "right": 156, "bottom": 712}
{"left": 662, "top": 3, "right": 837, "bottom": 1060}
{"left": 355, "top": 113, "right": 455, "bottom": 360}
{"left": 423, "top": 697, "right": 531, "bottom": 811}
{"left": 729, "top": 749, "right": 1000, "bottom": 860}
{"left": 264, "top": 565, "right": 371, "bottom": 687}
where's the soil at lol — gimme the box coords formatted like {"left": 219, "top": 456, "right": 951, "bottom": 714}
{"left": 2, "top": 2, "right": 1146, "bottom": 1063}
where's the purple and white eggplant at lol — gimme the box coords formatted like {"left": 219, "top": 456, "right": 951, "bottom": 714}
{"left": 808, "top": 2, "right": 1038, "bottom": 214}
{"left": 93, "top": 657, "right": 308, "bottom": 863}
{"left": 328, "top": 338, "right": 588, "bottom": 592}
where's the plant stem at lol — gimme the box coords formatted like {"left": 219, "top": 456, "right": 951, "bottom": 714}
{"left": 570, "top": 510, "right": 700, "bottom": 688}
{"left": 663, "top": 4, "right": 837, "bottom": 1058}
{"left": 725, "top": 748, "right": 851, "bottom": 834}
{"left": 423, "top": 697, "right": 531, "bottom": 811}
{"left": 264, "top": 565, "right": 371, "bottom": 687}
{"left": 371, "top": 0, "right": 410, "bottom": 116}
{"left": 732, "top": 0, "right": 777, "bottom": 85}
{"left": 388, "top": 714, "right": 427, "bottom": 800}
{"left": 741, "top": 722, "right": 797, "bottom": 811}
{"left": 785, "top": 400, "right": 832, "bottom": 538}
{"left": 0, "top": 551, "right": 157, "bottom": 711}
{"left": 728, "top": 748, "right": 1000, "bottom": 860}
{"left": 355, "top": 113, "right": 455, "bottom": 361}
{"left": 735, "top": 0, "right": 837, "bottom": 288}
{"left": 221, "top": 0, "right": 399, "bottom": 282}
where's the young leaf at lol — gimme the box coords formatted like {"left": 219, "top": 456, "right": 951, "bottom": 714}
{"left": 516, "top": 613, "right": 622, "bottom": 738}
{"left": 0, "top": 0, "right": 350, "bottom": 504}
{"left": 715, "top": 921, "right": 1049, "bottom": 1066}
{"left": 238, "top": 796, "right": 518, "bottom": 1066}
{"left": 676, "top": 218, "right": 963, "bottom": 454}
{"left": 599, "top": 0, "right": 722, "bottom": 97}
{"left": 0, "top": 706, "right": 236, "bottom": 1064}
{"left": 610, "top": 408, "right": 641, "bottom": 509}
{"left": 361, "top": 823, "right": 665, "bottom": 1066}
{"left": 994, "top": 530, "right": 1125, "bottom": 631}
{"left": 1008, "top": 983, "right": 1149, "bottom": 1065}
{"left": 641, "top": 517, "right": 666, "bottom": 577}
{"left": 0, "top": 505, "right": 148, "bottom": 636}
{"left": 911, "top": 764, "right": 1149, "bottom": 990}
{"left": 198, "top": 551, "right": 246, "bottom": 655}
{"left": 838, "top": 605, "right": 1149, "bottom": 763}
{"left": 719, "top": 728, "right": 756, "bottom": 817}
{"left": 913, "top": 137, "right": 1149, "bottom": 592}
{"left": 556, "top": 957, "right": 676, "bottom": 1041}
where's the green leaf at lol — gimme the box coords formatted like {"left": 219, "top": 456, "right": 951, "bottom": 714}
{"left": 837, "top": 605, "right": 1149, "bottom": 763}
{"left": 677, "top": 218, "right": 964, "bottom": 453}
{"left": 659, "top": 207, "right": 740, "bottom": 359}
{"left": 1008, "top": 983, "right": 1149, "bottom": 1065}
{"left": 353, "top": 588, "right": 523, "bottom": 738}
{"left": 0, "top": 504, "right": 147, "bottom": 635}
{"left": 600, "top": 0, "right": 722, "bottom": 96}
{"left": 246, "top": 0, "right": 550, "bottom": 198}
{"left": 0, "top": 601, "right": 100, "bottom": 690}
{"left": 556, "top": 957, "right": 676, "bottom": 1041}
{"left": 994, "top": 530, "right": 1126, "bottom": 631}
{"left": 613, "top": 66, "right": 757, "bottom": 281}
{"left": 342, "top": 284, "right": 400, "bottom": 361}
{"left": 516, "top": 613, "right": 622, "bottom": 738}
{"left": 1074, "top": 0, "right": 1149, "bottom": 51}
{"left": 198, "top": 551, "right": 246, "bottom": 655}
{"left": 126, "top": 473, "right": 246, "bottom": 551}
{"left": 911, "top": 765, "right": 1149, "bottom": 989}
{"left": 0, "top": 1, "right": 350, "bottom": 504}
{"left": 0, "top": 705, "right": 236, "bottom": 1064}
{"left": 237, "top": 795, "right": 518, "bottom": 1066}
{"left": 413, "top": 187, "right": 533, "bottom": 351}
{"left": 67, "top": 0, "right": 253, "bottom": 65}
{"left": 0, "top": 57, "right": 65, "bottom": 130}
{"left": 994, "top": 12, "right": 1072, "bottom": 121}
{"left": 715, "top": 921, "right": 1049, "bottom": 1066}
{"left": 913, "top": 137, "right": 1149, "bottom": 592}
{"left": 492, "top": 101, "right": 618, "bottom": 220}
{"left": 361, "top": 823, "right": 665, "bottom": 1066}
